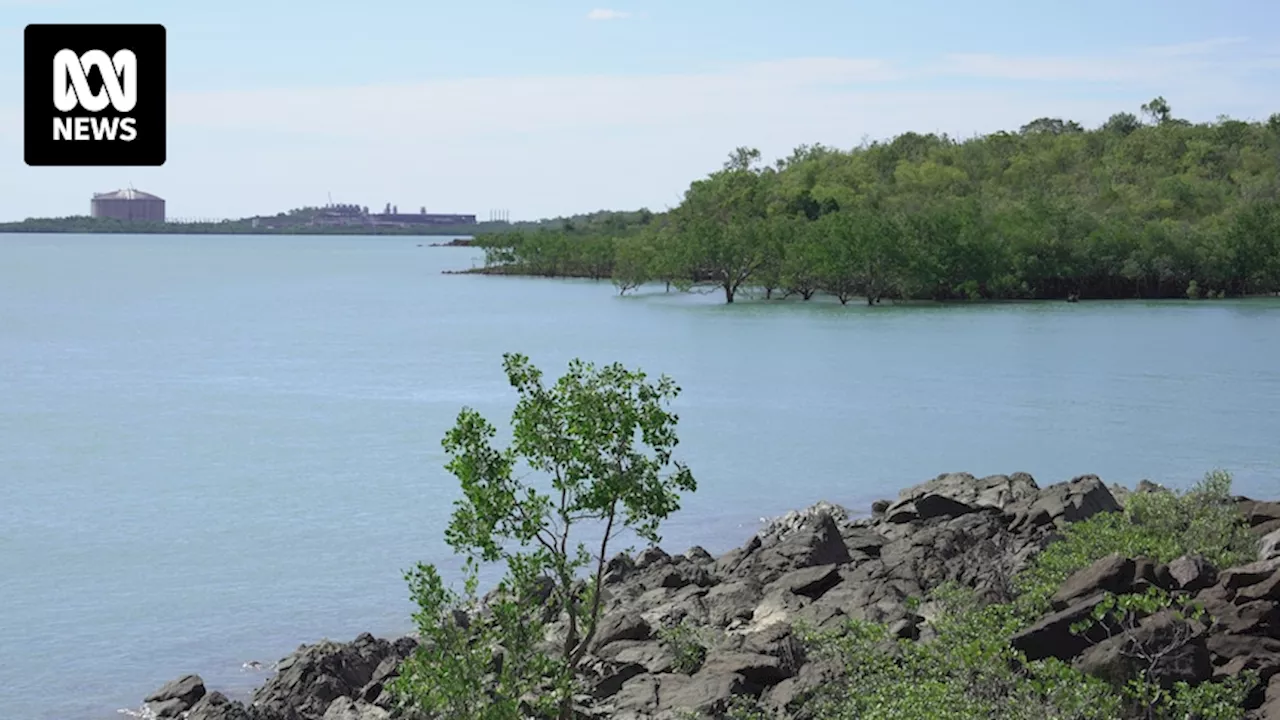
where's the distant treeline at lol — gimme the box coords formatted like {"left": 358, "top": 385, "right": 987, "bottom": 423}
{"left": 0, "top": 215, "right": 498, "bottom": 237}
{"left": 471, "top": 99, "right": 1280, "bottom": 303}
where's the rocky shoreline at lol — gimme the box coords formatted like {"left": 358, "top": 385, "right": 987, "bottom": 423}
{"left": 135, "top": 472, "right": 1280, "bottom": 720}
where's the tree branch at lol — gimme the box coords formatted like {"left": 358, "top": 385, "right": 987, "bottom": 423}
{"left": 571, "top": 499, "right": 617, "bottom": 666}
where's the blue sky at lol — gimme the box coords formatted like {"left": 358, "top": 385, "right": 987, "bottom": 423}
{"left": 1, "top": 0, "right": 1279, "bottom": 221}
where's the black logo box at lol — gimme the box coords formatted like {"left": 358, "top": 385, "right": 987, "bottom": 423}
{"left": 24, "top": 24, "right": 166, "bottom": 167}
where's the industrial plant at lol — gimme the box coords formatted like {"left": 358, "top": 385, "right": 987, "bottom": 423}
{"left": 304, "top": 202, "right": 477, "bottom": 228}
{"left": 90, "top": 188, "right": 166, "bottom": 222}
{"left": 79, "top": 190, "right": 482, "bottom": 231}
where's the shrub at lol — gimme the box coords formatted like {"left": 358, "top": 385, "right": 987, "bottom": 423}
{"left": 799, "top": 584, "right": 1122, "bottom": 719}
{"left": 800, "top": 583, "right": 1254, "bottom": 720}
{"left": 657, "top": 619, "right": 709, "bottom": 675}
{"left": 1015, "top": 470, "right": 1255, "bottom": 615}
{"left": 393, "top": 353, "right": 697, "bottom": 720}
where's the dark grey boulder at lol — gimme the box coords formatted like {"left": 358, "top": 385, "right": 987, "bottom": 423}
{"left": 187, "top": 691, "right": 252, "bottom": 720}
{"left": 145, "top": 674, "right": 207, "bottom": 718}
{"left": 1010, "top": 592, "right": 1112, "bottom": 662}
{"left": 592, "top": 611, "right": 653, "bottom": 650}
{"left": 321, "top": 696, "right": 390, "bottom": 720}
{"left": 1074, "top": 610, "right": 1211, "bottom": 688}
{"left": 1050, "top": 554, "right": 1139, "bottom": 610}
{"left": 1167, "top": 554, "right": 1219, "bottom": 592}
{"left": 251, "top": 633, "right": 415, "bottom": 720}
{"left": 1008, "top": 475, "right": 1120, "bottom": 531}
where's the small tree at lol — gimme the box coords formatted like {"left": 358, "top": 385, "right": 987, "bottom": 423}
{"left": 397, "top": 353, "right": 696, "bottom": 720}
{"left": 612, "top": 234, "right": 654, "bottom": 295}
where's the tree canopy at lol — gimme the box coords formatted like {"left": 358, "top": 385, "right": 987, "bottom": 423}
{"left": 473, "top": 100, "right": 1280, "bottom": 303}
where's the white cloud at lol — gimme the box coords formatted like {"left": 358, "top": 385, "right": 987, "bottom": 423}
{"left": 935, "top": 37, "right": 1280, "bottom": 84}
{"left": 586, "top": 8, "right": 630, "bottom": 21}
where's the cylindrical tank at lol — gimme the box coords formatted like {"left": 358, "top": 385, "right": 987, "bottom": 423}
{"left": 90, "top": 188, "right": 166, "bottom": 222}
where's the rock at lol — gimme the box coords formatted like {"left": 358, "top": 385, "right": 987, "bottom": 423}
{"left": 738, "top": 623, "right": 805, "bottom": 672}
{"left": 187, "top": 691, "right": 251, "bottom": 720}
{"left": 593, "top": 611, "right": 653, "bottom": 649}
{"left": 1167, "top": 554, "right": 1219, "bottom": 592}
{"left": 1258, "top": 518, "right": 1280, "bottom": 539}
{"left": 1219, "top": 559, "right": 1280, "bottom": 591}
{"left": 1135, "top": 479, "right": 1167, "bottom": 494}
{"left": 1073, "top": 610, "right": 1211, "bottom": 688}
{"left": 656, "top": 669, "right": 750, "bottom": 715}
{"left": 839, "top": 526, "right": 884, "bottom": 562}
{"left": 757, "top": 502, "right": 850, "bottom": 545}
{"left": 603, "top": 552, "right": 637, "bottom": 585}
{"left": 772, "top": 564, "right": 842, "bottom": 600}
{"left": 1241, "top": 501, "right": 1280, "bottom": 529}
{"left": 599, "top": 640, "right": 677, "bottom": 674}
{"left": 636, "top": 585, "right": 711, "bottom": 629}
{"left": 1261, "top": 529, "right": 1280, "bottom": 563}
{"left": 885, "top": 494, "right": 975, "bottom": 523}
{"left": 1108, "top": 483, "right": 1132, "bottom": 508}
{"left": 896, "top": 472, "right": 1040, "bottom": 512}
{"left": 1258, "top": 674, "right": 1280, "bottom": 719}
{"left": 251, "top": 633, "right": 415, "bottom": 720}
{"left": 607, "top": 673, "right": 660, "bottom": 717}
{"left": 699, "top": 651, "right": 792, "bottom": 689}
{"left": 322, "top": 697, "right": 390, "bottom": 720}
{"left": 762, "top": 656, "right": 844, "bottom": 718}
{"left": 684, "top": 546, "right": 714, "bottom": 564}
{"left": 1196, "top": 589, "right": 1279, "bottom": 636}
{"left": 1009, "top": 475, "right": 1120, "bottom": 531}
{"left": 131, "top": 474, "right": 1279, "bottom": 720}
{"left": 1208, "top": 635, "right": 1280, "bottom": 683}
{"left": 1011, "top": 593, "right": 1112, "bottom": 662}
{"left": 145, "top": 674, "right": 207, "bottom": 718}
{"left": 1050, "top": 554, "right": 1138, "bottom": 610}
{"left": 705, "top": 579, "right": 763, "bottom": 627}
{"left": 744, "top": 586, "right": 811, "bottom": 633}
{"left": 636, "top": 546, "right": 670, "bottom": 570}
{"left": 743, "top": 511, "right": 852, "bottom": 585}
{"left": 657, "top": 564, "right": 715, "bottom": 590}
{"left": 1237, "top": 569, "right": 1280, "bottom": 603}
{"left": 586, "top": 659, "right": 648, "bottom": 699}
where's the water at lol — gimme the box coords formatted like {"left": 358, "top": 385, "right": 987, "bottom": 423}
{"left": 0, "top": 233, "right": 1277, "bottom": 720}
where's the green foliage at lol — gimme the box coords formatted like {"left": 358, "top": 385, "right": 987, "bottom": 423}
{"left": 1064, "top": 586, "right": 1257, "bottom": 719}
{"left": 722, "top": 694, "right": 773, "bottom": 720}
{"left": 396, "top": 353, "right": 697, "bottom": 719}
{"left": 802, "top": 583, "right": 1252, "bottom": 720}
{"left": 474, "top": 100, "right": 1280, "bottom": 302}
{"left": 1015, "top": 470, "right": 1256, "bottom": 615}
{"left": 612, "top": 234, "right": 655, "bottom": 295}
{"left": 391, "top": 563, "right": 558, "bottom": 720}
{"left": 800, "top": 585, "right": 1123, "bottom": 719}
{"left": 1068, "top": 586, "right": 1202, "bottom": 637}
{"left": 656, "top": 619, "right": 709, "bottom": 674}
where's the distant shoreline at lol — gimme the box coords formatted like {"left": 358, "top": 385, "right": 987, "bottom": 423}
{"left": 0, "top": 226, "right": 482, "bottom": 238}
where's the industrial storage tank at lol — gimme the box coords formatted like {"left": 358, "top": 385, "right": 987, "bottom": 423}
{"left": 90, "top": 188, "right": 165, "bottom": 222}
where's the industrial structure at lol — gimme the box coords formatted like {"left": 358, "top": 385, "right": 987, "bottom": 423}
{"left": 90, "top": 188, "right": 165, "bottom": 222}
{"left": 307, "top": 202, "right": 476, "bottom": 228}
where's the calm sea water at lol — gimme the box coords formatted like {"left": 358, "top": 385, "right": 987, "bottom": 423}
{"left": 1, "top": 233, "right": 1278, "bottom": 720}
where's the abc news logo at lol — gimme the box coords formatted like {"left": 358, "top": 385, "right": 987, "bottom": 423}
{"left": 24, "top": 24, "right": 166, "bottom": 166}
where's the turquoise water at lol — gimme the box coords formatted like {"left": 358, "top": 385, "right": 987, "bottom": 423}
{"left": 1, "top": 233, "right": 1278, "bottom": 720}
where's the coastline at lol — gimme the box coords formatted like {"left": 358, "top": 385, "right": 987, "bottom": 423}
{"left": 129, "top": 471, "right": 1280, "bottom": 720}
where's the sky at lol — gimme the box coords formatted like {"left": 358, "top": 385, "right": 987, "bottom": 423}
{"left": 1, "top": 0, "right": 1279, "bottom": 222}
